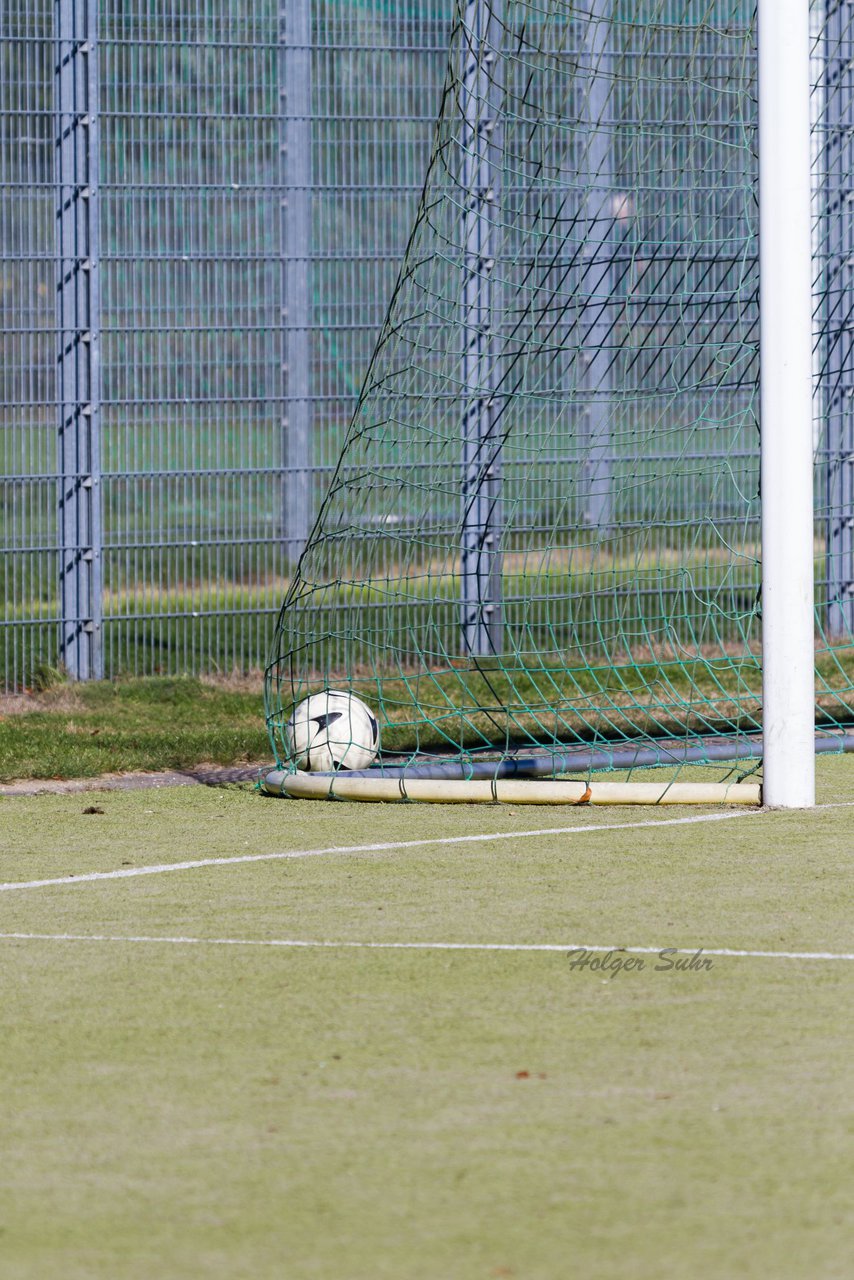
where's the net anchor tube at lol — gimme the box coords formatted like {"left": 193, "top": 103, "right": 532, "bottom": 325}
{"left": 264, "top": 773, "right": 762, "bottom": 806}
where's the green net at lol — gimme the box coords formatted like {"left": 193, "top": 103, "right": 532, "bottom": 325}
{"left": 266, "top": 0, "right": 854, "bottom": 781}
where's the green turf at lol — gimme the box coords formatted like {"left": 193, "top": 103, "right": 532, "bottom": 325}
{"left": 0, "top": 758, "right": 852, "bottom": 1278}
{"left": 0, "top": 676, "right": 270, "bottom": 782}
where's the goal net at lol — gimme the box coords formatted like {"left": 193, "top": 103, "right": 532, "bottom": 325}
{"left": 265, "top": 0, "right": 854, "bottom": 796}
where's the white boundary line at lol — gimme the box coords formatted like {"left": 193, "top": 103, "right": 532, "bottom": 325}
{"left": 2, "top": 800, "right": 851, "bottom": 898}
{"left": 0, "top": 932, "right": 852, "bottom": 962}
{"left": 0, "top": 810, "right": 758, "bottom": 893}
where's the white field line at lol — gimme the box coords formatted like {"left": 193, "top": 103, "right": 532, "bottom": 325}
{"left": 0, "top": 932, "right": 852, "bottom": 963}
{"left": 2, "top": 799, "right": 852, "bottom": 898}
{"left": 0, "top": 809, "right": 758, "bottom": 893}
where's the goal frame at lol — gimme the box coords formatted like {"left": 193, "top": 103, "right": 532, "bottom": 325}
{"left": 265, "top": 0, "right": 820, "bottom": 810}
{"left": 758, "top": 0, "right": 816, "bottom": 808}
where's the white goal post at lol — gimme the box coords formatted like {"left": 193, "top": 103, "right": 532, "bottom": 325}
{"left": 759, "top": 0, "right": 816, "bottom": 808}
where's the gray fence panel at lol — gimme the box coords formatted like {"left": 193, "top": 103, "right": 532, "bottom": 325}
{"left": 1, "top": 1, "right": 853, "bottom": 689}
{"left": 0, "top": 0, "right": 451, "bottom": 688}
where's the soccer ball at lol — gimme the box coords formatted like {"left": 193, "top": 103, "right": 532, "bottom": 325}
{"left": 285, "top": 690, "right": 380, "bottom": 772}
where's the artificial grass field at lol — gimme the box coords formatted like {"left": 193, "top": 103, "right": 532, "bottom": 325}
{"left": 1, "top": 760, "right": 853, "bottom": 1279}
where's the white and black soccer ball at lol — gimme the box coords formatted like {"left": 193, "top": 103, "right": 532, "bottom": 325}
{"left": 285, "top": 690, "right": 380, "bottom": 772}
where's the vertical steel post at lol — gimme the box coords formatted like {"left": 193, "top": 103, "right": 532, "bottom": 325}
{"left": 759, "top": 0, "right": 816, "bottom": 807}
{"left": 280, "top": 0, "right": 313, "bottom": 564}
{"left": 823, "top": 1, "right": 854, "bottom": 636}
{"left": 460, "top": 0, "right": 503, "bottom": 656}
{"left": 579, "top": 0, "right": 614, "bottom": 534}
{"left": 55, "top": 0, "right": 102, "bottom": 680}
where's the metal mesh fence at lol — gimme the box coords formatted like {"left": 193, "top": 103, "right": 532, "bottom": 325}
{"left": 0, "top": 0, "right": 450, "bottom": 687}
{"left": 2, "top": 1, "right": 853, "bottom": 696}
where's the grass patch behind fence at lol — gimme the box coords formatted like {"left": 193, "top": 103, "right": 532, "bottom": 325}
{"left": 0, "top": 676, "right": 270, "bottom": 783}
{"left": 3, "top": 644, "right": 854, "bottom": 783}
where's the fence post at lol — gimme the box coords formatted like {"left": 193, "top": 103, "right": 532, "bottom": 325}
{"left": 280, "top": 0, "right": 313, "bottom": 565}
{"left": 55, "top": 0, "right": 103, "bottom": 680}
{"left": 580, "top": 0, "right": 615, "bottom": 535}
{"left": 460, "top": 0, "right": 504, "bottom": 657}
{"left": 823, "top": 1, "right": 854, "bottom": 636}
